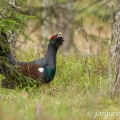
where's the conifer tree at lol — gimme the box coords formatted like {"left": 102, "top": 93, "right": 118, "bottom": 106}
{"left": 0, "top": 0, "right": 37, "bottom": 88}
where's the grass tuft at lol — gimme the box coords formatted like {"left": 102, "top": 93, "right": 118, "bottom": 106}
{"left": 0, "top": 50, "right": 119, "bottom": 120}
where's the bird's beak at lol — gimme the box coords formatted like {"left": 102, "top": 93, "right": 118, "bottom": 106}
{"left": 57, "top": 32, "right": 62, "bottom": 38}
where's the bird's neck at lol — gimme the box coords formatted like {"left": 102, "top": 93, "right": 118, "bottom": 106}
{"left": 44, "top": 44, "right": 57, "bottom": 69}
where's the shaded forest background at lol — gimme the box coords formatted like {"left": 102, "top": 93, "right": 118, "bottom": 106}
{"left": 11, "top": 0, "right": 113, "bottom": 57}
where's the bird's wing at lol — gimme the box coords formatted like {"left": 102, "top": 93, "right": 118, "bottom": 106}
{"left": 32, "top": 57, "right": 45, "bottom": 66}
{"left": 17, "top": 63, "right": 45, "bottom": 82}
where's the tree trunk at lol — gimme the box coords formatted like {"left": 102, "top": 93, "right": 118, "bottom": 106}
{"left": 114, "top": 0, "right": 120, "bottom": 95}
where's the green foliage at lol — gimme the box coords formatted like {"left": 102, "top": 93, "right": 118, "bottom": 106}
{"left": 55, "top": 53, "right": 108, "bottom": 92}
{"left": 0, "top": 0, "right": 32, "bottom": 34}
{"left": 0, "top": 35, "right": 10, "bottom": 54}
{"left": 0, "top": 50, "right": 118, "bottom": 120}
{"left": 52, "top": 0, "right": 68, "bottom": 3}
{"left": 0, "top": 0, "right": 36, "bottom": 86}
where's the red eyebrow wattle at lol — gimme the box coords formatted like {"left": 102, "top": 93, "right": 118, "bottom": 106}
{"left": 50, "top": 35, "right": 56, "bottom": 40}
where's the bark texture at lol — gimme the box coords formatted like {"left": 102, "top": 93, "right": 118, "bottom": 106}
{"left": 114, "top": 0, "right": 120, "bottom": 95}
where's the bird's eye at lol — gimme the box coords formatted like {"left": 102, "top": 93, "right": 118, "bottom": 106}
{"left": 50, "top": 35, "right": 56, "bottom": 40}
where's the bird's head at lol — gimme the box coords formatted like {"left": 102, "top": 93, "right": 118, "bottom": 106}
{"left": 49, "top": 32, "right": 64, "bottom": 49}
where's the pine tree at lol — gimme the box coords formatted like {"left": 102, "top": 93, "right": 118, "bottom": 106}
{"left": 0, "top": 0, "right": 38, "bottom": 88}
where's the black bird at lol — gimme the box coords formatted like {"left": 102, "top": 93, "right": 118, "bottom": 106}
{"left": 1, "top": 32, "right": 64, "bottom": 88}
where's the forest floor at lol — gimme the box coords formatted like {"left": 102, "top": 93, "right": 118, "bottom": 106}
{"left": 0, "top": 49, "right": 119, "bottom": 120}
